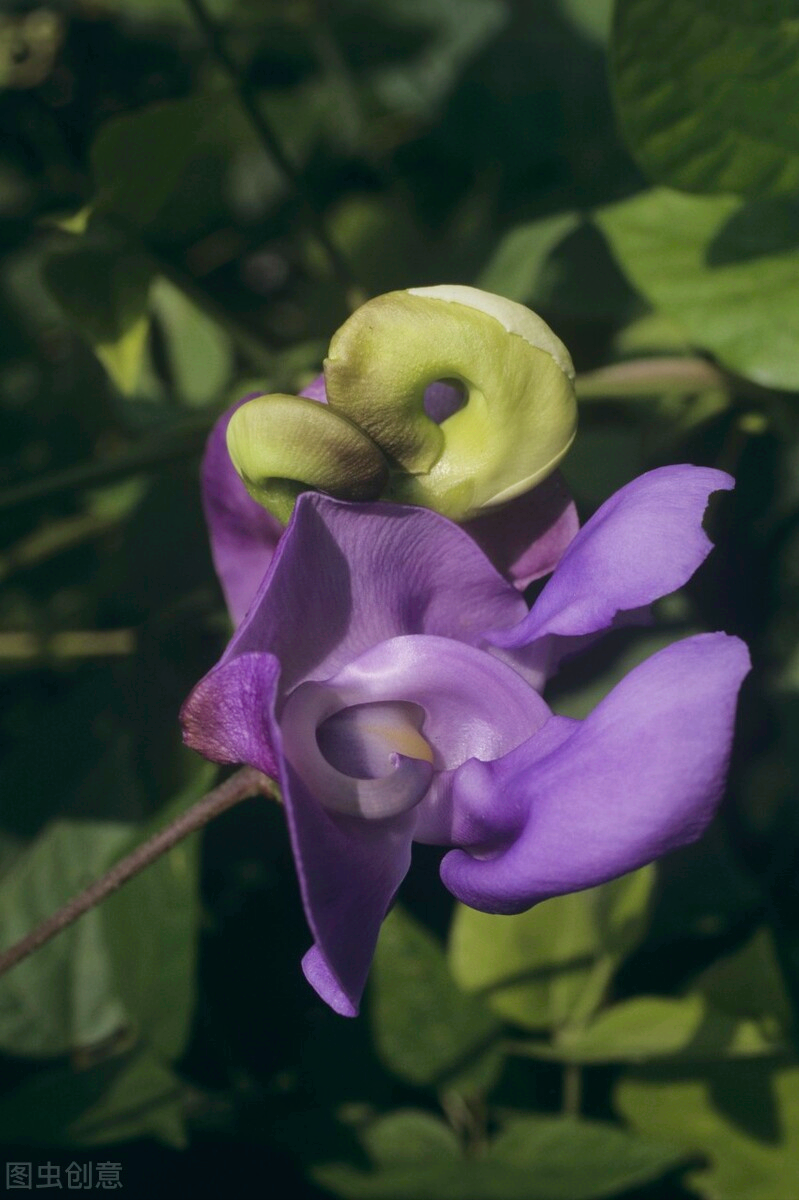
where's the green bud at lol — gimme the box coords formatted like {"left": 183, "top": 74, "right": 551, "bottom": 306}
{"left": 323, "top": 285, "right": 577, "bottom": 521}
{"left": 226, "top": 393, "right": 389, "bottom": 524}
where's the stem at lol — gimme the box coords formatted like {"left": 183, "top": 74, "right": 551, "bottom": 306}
{"left": 0, "top": 421, "right": 211, "bottom": 514}
{"left": 575, "top": 357, "right": 725, "bottom": 399}
{"left": 0, "top": 766, "right": 276, "bottom": 979}
{"left": 562, "top": 1062, "right": 582, "bottom": 1118}
{"left": 182, "top": 0, "right": 364, "bottom": 310}
{"left": 0, "top": 513, "right": 118, "bottom": 584}
{"left": 0, "top": 629, "right": 135, "bottom": 662}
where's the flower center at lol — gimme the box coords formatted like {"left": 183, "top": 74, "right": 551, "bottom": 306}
{"left": 317, "top": 701, "right": 434, "bottom": 778}
{"left": 281, "top": 688, "right": 435, "bottom": 820}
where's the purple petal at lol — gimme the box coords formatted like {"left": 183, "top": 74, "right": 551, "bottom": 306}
{"left": 202, "top": 376, "right": 327, "bottom": 627}
{"left": 182, "top": 643, "right": 413, "bottom": 1016}
{"left": 281, "top": 757, "right": 416, "bottom": 1018}
{"left": 423, "top": 379, "right": 466, "bottom": 423}
{"left": 488, "top": 466, "right": 733, "bottom": 655}
{"left": 441, "top": 633, "right": 750, "bottom": 914}
{"left": 202, "top": 395, "right": 284, "bottom": 628}
{"left": 180, "top": 651, "right": 281, "bottom": 778}
{"left": 225, "top": 494, "right": 527, "bottom": 695}
{"left": 463, "top": 470, "right": 579, "bottom": 589}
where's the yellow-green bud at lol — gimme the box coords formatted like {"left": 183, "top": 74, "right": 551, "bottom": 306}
{"left": 323, "top": 285, "right": 577, "bottom": 520}
{"left": 226, "top": 393, "right": 389, "bottom": 525}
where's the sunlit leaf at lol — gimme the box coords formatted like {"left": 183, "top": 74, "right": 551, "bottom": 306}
{"left": 596, "top": 188, "right": 799, "bottom": 390}
{"left": 549, "top": 994, "right": 786, "bottom": 1064}
{"left": 617, "top": 1063, "right": 799, "bottom": 1200}
{"left": 149, "top": 279, "right": 235, "bottom": 408}
{"left": 477, "top": 212, "right": 578, "bottom": 304}
{"left": 448, "top": 868, "right": 654, "bottom": 1031}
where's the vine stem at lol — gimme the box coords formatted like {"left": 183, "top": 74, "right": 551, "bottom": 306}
{"left": 182, "top": 0, "right": 365, "bottom": 310}
{"left": 563, "top": 1062, "right": 583, "bottom": 1118}
{"left": 0, "top": 766, "right": 276, "bottom": 980}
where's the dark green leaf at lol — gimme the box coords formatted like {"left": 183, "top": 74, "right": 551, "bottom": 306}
{"left": 0, "top": 1049, "right": 186, "bottom": 1148}
{"left": 366, "top": 0, "right": 508, "bottom": 117}
{"left": 370, "top": 906, "right": 503, "bottom": 1091}
{"left": 613, "top": 0, "right": 799, "bottom": 197}
{"left": 0, "top": 765, "right": 212, "bottom": 1059}
{"left": 42, "top": 242, "right": 153, "bottom": 394}
{"left": 316, "top": 1109, "right": 685, "bottom": 1200}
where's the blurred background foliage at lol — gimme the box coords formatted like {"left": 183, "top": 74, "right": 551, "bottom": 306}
{"left": 0, "top": 0, "right": 797, "bottom": 1195}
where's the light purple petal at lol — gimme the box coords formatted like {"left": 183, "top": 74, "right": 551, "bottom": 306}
{"left": 225, "top": 494, "right": 527, "bottom": 695}
{"left": 280, "top": 633, "right": 550, "bottom": 823}
{"left": 441, "top": 633, "right": 750, "bottom": 914}
{"left": 487, "top": 466, "right": 733, "bottom": 656}
{"left": 201, "top": 377, "right": 327, "bottom": 626}
{"left": 180, "top": 651, "right": 281, "bottom": 778}
{"left": 463, "top": 471, "right": 579, "bottom": 589}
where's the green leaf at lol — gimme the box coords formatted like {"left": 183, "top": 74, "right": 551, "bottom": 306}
{"left": 617, "top": 1063, "right": 799, "bottom": 1200}
{"left": 551, "top": 994, "right": 786, "bottom": 1064}
{"left": 559, "top": 0, "right": 613, "bottom": 42}
{"left": 524, "top": 927, "right": 791, "bottom": 1064}
{"left": 0, "top": 1049, "right": 186, "bottom": 1149}
{"left": 102, "top": 765, "right": 215, "bottom": 1060}
{"left": 360, "top": 1110, "right": 462, "bottom": 1166}
{"left": 485, "top": 1114, "right": 686, "bottom": 1200}
{"left": 68, "top": 1051, "right": 186, "bottom": 1149}
{"left": 477, "top": 213, "right": 578, "bottom": 304}
{"left": 366, "top": 0, "right": 508, "bottom": 118}
{"left": 596, "top": 188, "right": 799, "bottom": 390}
{"left": 316, "top": 1109, "right": 685, "bottom": 1200}
{"left": 0, "top": 764, "right": 212, "bottom": 1058}
{"left": 0, "top": 821, "right": 134, "bottom": 1057}
{"left": 42, "top": 242, "right": 153, "bottom": 394}
{"left": 90, "top": 92, "right": 246, "bottom": 230}
{"left": 370, "top": 906, "right": 503, "bottom": 1091}
{"left": 697, "top": 927, "right": 793, "bottom": 1031}
{"left": 612, "top": 0, "right": 799, "bottom": 197}
{"left": 90, "top": 87, "right": 322, "bottom": 237}
{"left": 448, "top": 867, "right": 654, "bottom": 1031}
{"left": 149, "top": 278, "right": 234, "bottom": 408}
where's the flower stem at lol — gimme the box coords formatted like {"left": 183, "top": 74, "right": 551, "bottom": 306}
{"left": 182, "top": 0, "right": 364, "bottom": 311}
{"left": 0, "top": 766, "right": 276, "bottom": 980}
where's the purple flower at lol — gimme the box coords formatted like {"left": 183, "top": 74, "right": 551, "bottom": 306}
{"left": 182, "top": 463, "right": 749, "bottom": 1016}
{"left": 202, "top": 377, "right": 578, "bottom": 627}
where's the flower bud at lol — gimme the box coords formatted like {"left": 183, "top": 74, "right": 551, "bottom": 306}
{"left": 226, "top": 393, "right": 389, "bottom": 524}
{"left": 324, "top": 285, "right": 577, "bottom": 521}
